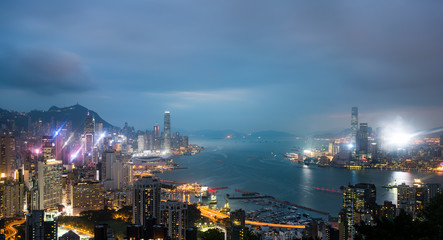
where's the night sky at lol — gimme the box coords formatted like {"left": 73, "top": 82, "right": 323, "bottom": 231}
{"left": 1, "top": 1, "right": 443, "bottom": 134}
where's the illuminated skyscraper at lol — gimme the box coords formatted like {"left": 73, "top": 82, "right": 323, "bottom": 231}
{"left": 0, "top": 136, "right": 15, "bottom": 178}
{"left": 26, "top": 210, "right": 57, "bottom": 240}
{"left": 160, "top": 200, "right": 188, "bottom": 240}
{"left": 164, "top": 111, "right": 171, "bottom": 150}
{"left": 133, "top": 176, "right": 161, "bottom": 226}
{"left": 0, "top": 178, "right": 25, "bottom": 218}
{"left": 231, "top": 209, "right": 245, "bottom": 240}
{"left": 71, "top": 181, "right": 105, "bottom": 215}
{"left": 41, "top": 136, "right": 55, "bottom": 161}
{"left": 84, "top": 112, "right": 95, "bottom": 164}
{"left": 38, "top": 159, "right": 62, "bottom": 210}
{"left": 351, "top": 107, "right": 358, "bottom": 148}
{"left": 153, "top": 123, "right": 160, "bottom": 150}
{"left": 357, "top": 123, "right": 369, "bottom": 156}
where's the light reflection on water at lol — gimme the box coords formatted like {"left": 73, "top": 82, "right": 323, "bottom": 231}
{"left": 159, "top": 138, "right": 443, "bottom": 217}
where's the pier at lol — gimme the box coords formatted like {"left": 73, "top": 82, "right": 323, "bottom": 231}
{"left": 235, "top": 189, "right": 330, "bottom": 216}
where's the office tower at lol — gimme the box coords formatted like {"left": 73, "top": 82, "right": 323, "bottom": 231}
{"left": 126, "top": 225, "right": 143, "bottom": 240}
{"left": 153, "top": 123, "right": 160, "bottom": 150}
{"left": 38, "top": 159, "right": 62, "bottom": 210}
{"left": 230, "top": 209, "right": 246, "bottom": 240}
{"left": 137, "top": 135, "right": 146, "bottom": 152}
{"left": 351, "top": 107, "right": 358, "bottom": 148}
{"left": 0, "top": 136, "right": 15, "bottom": 178}
{"left": 94, "top": 224, "right": 108, "bottom": 240}
{"left": 160, "top": 200, "right": 188, "bottom": 240}
{"left": 54, "top": 133, "right": 63, "bottom": 161}
{"left": 84, "top": 112, "right": 95, "bottom": 163}
{"left": 163, "top": 111, "right": 171, "bottom": 150}
{"left": 41, "top": 136, "right": 55, "bottom": 161}
{"left": 25, "top": 210, "right": 57, "bottom": 240}
{"left": 357, "top": 123, "right": 369, "bottom": 156}
{"left": 133, "top": 176, "right": 161, "bottom": 226}
{"left": 102, "top": 151, "right": 130, "bottom": 191}
{"left": 71, "top": 181, "right": 105, "bottom": 215}
{"left": 0, "top": 178, "right": 25, "bottom": 218}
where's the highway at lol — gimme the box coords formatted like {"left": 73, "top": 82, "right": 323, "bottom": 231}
{"left": 4, "top": 218, "right": 25, "bottom": 239}
{"left": 198, "top": 206, "right": 305, "bottom": 229}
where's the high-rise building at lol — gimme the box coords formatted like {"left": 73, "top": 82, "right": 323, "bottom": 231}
{"left": 351, "top": 107, "right": 358, "bottom": 148}
{"left": 153, "top": 123, "right": 160, "bottom": 150}
{"left": 0, "top": 178, "right": 25, "bottom": 218}
{"left": 133, "top": 176, "right": 161, "bottom": 226}
{"left": 340, "top": 183, "right": 376, "bottom": 239}
{"left": 71, "top": 181, "right": 105, "bottom": 215}
{"left": 84, "top": 112, "right": 95, "bottom": 164}
{"left": 357, "top": 123, "right": 369, "bottom": 156}
{"left": 41, "top": 136, "right": 55, "bottom": 161}
{"left": 137, "top": 135, "right": 146, "bottom": 152}
{"left": 163, "top": 111, "right": 171, "bottom": 150}
{"left": 160, "top": 200, "right": 188, "bottom": 240}
{"left": 38, "top": 159, "right": 62, "bottom": 210}
{"left": 102, "top": 151, "right": 131, "bottom": 191}
{"left": 230, "top": 209, "right": 245, "bottom": 240}
{"left": 25, "top": 210, "right": 57, "bottom": 240}
{"left": 0, "top": 136, "right": 15, "bottom": 178}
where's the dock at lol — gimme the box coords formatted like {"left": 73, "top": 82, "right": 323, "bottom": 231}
{"left": 235, "top": 189, "right": 330, "bottom": 216}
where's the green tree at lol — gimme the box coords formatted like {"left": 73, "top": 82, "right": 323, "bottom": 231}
{"left": 423, "top": 192, "right": 443, "bottom": 239}
{"left": 187, "top": 203, "right": 201, "bottom": 227}
{"left": 200, "top": 228, "right": 224, "bottom": 240}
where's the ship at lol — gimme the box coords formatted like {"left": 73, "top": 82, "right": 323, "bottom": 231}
{"left": 221, "top": 199, "right": 230, "bottom": 213}
{"left": 209, "top": 194, "right": 217, "bottom": 204}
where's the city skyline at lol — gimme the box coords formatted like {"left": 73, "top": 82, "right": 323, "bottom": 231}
{"left": 1, "top": 1, "right": 443, "bottom": 134}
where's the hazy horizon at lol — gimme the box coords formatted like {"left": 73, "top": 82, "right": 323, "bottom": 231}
{"left": 1, "top": 1, "right": 443, "bottom": 134}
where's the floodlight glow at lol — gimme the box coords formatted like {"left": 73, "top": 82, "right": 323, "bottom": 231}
{"left": 94, "top": 132, "right": 107, "bottom": 146}
{"left": 52, "top": 121, "right": 67, "bottom": 140}
{"left": 347, "top": 143, "right": 354, "bottom": 149}
{"left": 34, "top": 149, "right": 40, "bottom": 155}
{"left": 70, "top": 144, "right": 83, "bottom": 162}
{"left": 63, "top": 135, "right": 73, "bottom": 148}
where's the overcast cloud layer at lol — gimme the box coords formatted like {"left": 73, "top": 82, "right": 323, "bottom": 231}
{"left": 1, "top": 1, "right": 443, "bottom": 134}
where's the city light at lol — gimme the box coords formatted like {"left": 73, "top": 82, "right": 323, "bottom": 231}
{"left": 70, "top": 145, "right": 83, "bottom": 162}
{"left": 52, "top": 120, "right": 67, "bottom": 140}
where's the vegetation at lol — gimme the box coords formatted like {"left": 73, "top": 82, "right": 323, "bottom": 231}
{"left": 58, "top": 207, "right": 132, "bottom": 240}
{"left": 354, "top": 193, "right": 443, "bottom": 240}
{"left": 199, "top": 228, "right": 224, "bottom": 240}
{"left": 187, "top": 203, "right": 202, "bottom": 227}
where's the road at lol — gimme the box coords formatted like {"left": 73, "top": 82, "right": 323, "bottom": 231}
{"left": 4, "top": 218, "right": 26, "bottom": 239}
{"left": 199, "top": 206, "right": 305, "bottom": 229}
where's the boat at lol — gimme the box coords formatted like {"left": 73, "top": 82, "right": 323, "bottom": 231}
{"left": 209, "top": 194, "right": 217, "bottom": 204}
{"left": 221, "top": 200, "right": 230, "bottom": 213}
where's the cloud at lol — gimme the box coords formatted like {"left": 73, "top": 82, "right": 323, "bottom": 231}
{"left": 143, "top": 88, "right": 255, "bottom": 109}
{"left": 0, "top": 46, "right": 95, "bottom": 95}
